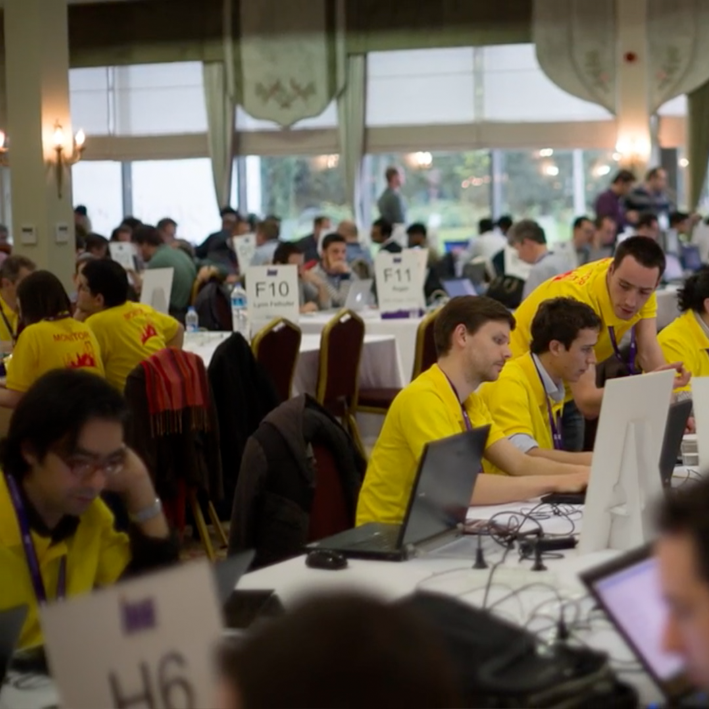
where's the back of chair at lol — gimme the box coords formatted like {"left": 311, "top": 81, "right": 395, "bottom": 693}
{"left": 411, "top": 308, "right": 439, "bottom": 380}
{"left": 308, "top": 444, "right": 353, "bottom": 541}
{"left": 252, "top": 318, "right": 302, "bottom": 403}
{"left": 316, "top": 309, "right": 365, "bottom": 409}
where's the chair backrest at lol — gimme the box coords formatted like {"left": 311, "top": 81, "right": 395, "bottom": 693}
{"left": 307, "top": 443, "right": 353, "bottom": 541}
{"left": 251, "top": 318, "right": 302, "bottom": 403}
{"left": 350, "top": 258, "right": 372, "bottom": 280}
{"left": 412, "top": 308, "right": 440, "bottom": 380}
{"left": 316, "top": 309, "right": 365, "bottom": 408}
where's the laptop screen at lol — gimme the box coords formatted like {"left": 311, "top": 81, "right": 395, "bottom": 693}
{"left": 442, "top": 278, "right": 477, "bottom": 298}
{"left": 682, "top": 245, "right": 702, "bottom": 272}
{"left": 664, "top": 254, "right": 684, "bottom": 281}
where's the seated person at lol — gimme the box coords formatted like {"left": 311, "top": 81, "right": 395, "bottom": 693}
{"left": 76, "top": 260, "right": 184, "bottom": 391}
{"left": 0, "top": 271, "right": 105, "bottom": 409}
{"left": 311, "top": 233, "right": 359, "bottom": 308}
{"left": 251, "top": 218, "right": 281, "bottom": 267}
{"left": 480, "top": 298, "right": 599, "bottom": 473}
{"left": 84, "top": 232, "right": 110, "bottom": 259}
{"left": 0, "top": 255, "right": 36, "bottom": 345}
{"left": 272, "top": 242, "right": 331, "bottom": 313}
{"left": 407, "top": 222, "right": 444, "bottom": 300}
{"left": 0, "top": 369, "right": 177, "bottom": 649}
{"left": 70, "top": 252, "right": 97, "bottom": 309}
{"left": 371, "top": 217, "right": 402, "bottom": 254}
{"left": 356, "top": 297, "right": 588, "bottom": 526}
{"left": 338, "top": 220, "right": 372, "bottom": 267}
{"left": 658, "top": 267, "right": 709, "bottom": 399}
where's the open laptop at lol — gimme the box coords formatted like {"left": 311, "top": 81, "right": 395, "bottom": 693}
{"left": 663, "top": 253, "right": 685, "bottom": 283}
{"left": 344, "top": 279, "right": 373, "bottom": 311}
{"left": 681, "top": 244, "right": 702, "bottom": 272}
{"left": 660, "top": 399, "right": 694, "bottom": 488}
{"left": 581, "top": 545, "right": 703, "bottom": 704}
{"left": 308, "top": 427, "right": 489, "bottom": 561}
{"left": 213, "top": 550, "right": 255, "bottom": 605}
{"left": 0, "top": 605, "right": 28, "bottom": 683}
{"left": 442, "top": 278, "right": 478, "bottom": 298}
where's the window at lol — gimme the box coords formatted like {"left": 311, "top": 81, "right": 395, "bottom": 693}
{"left": 658, "top": 95, "right": 687, "bottom": 117}
{"left": 367, "top": 152, "right": 491, "bottom": 245}
{"left": 72, "top": 161, "right": 124, "bottom": 236}
{"left": 367, "top": 49, "right": 476, "bottom": 126}
{"left": 70, "top": 68, "right": 111, "bottom": 135}
{"left": 131, "top": 159, "right": 223, "bottom": 244}
{"left": 245, "top": 155, "right": 350, "bottom": 240}
{"left": 236, "top": 100, "right": 338, "bottom": 131}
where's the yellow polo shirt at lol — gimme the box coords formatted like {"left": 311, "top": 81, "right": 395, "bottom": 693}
{"left": 86, "top": 302, "right": 180, "bottom": 391}
{"left": 510, "top": 259, "right": 657, "bottom": 400}
{"left": 0, "top": 475, "right": 131, "bottom": 649}
{"left": 6, "top": 318, "right": 105, "bottom": 393}
{"left": 658, "top": 310, "right": 709, "bottom": 394}
{"left": 356, "top": 364, "right": 506, "bottom": 526}
{"left": 479, "top": 353, "right": 564, "bottom": 475}
{"left": 0, "top": 295, "right": 18, "bottom": 343}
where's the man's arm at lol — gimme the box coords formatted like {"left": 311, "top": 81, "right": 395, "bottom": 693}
{"left": 471, "top": 470, "right": 587, "bottom": 506}
{"left": 636, "top": 317, "right": 690, "bottom": 389}
{"left": 0, "top": 387, "right": 23, "bottom": 409}
{"left": 485, "top": 436, "right": 589, "bottom": 477}
{"left": 527, "top": 447, "right": 593, "bottom": 465}
{"left": 166, "top": 323, "right": 185, "bottom": 349}
{"left": 569, "top": 366, "right": 603, "bottom": 419}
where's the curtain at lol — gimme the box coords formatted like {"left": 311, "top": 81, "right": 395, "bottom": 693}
{"left": 337, "top": 54, "right": 366, "bottom": 227}
{"left": 688, "top": 78, "right": 709, "bottom": 210}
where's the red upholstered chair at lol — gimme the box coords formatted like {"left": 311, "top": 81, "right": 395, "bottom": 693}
{"left": 251, "top": 318, "right": 302, "bottom": 402}
{"left": 315, "top": 309, "right": 366, "bottom": 455}
{"left": 357, "top": 307, "right": 440, "bottom": 415}
{"left": 307, "top": 444, "right": 352, "bottom": 541}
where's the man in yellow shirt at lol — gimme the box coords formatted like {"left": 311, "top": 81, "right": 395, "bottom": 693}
{"left": 0, "top": 255, "right": 35, "bottom": 346}
{"left": 511, "top": 236, "right": 688, "bottom": 449}
{"left": 77, "top": 259, "right": 184, "bottom": 391}
{"left": 0, "top": 369, "right": 177, "bottom": 649}
{"left": 356, "top": 296, "right": 589, "bottom": 527}
{"left": 480, "top": 298, "right": 600, "bottom": 474}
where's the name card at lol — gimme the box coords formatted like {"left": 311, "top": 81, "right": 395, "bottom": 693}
{"left": 110, "top": 242, "right": 137, "bottom": 272}
{"left": 246, "top": 264, "right": 299, "bottom": 324}
{"left": 141, "top": 268, "right": 174, "bottom": 315}
{"left": 375, "top": 250, "right": 425, "bottom": 314}
{"left": 41, "top": 561, "right": 223, "bottom": 709}
{"left": 232, "top": 233, "right": 256, "bottom": 272}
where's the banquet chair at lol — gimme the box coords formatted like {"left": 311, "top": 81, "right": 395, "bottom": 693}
{"left": 315, "top": 309, "right": 366, "bottom": 457}
{"left": 251, "top": 317, "right": 302, "bottom": 403}
{"left": 356, "top": 307, "right": 440, "bottom": 417}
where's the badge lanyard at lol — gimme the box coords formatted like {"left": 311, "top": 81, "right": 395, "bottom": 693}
{"left": 443, "top": 373, "right": 473, "bottom": 432}
{"left": 608, "top": 325, "right": 637, "bottom": 375}
{"left": 0, "top": 306, "right": 16, "bottom": 343}
{"left": 5, "top": 474, "right": 66, "bottom": 604}
{"left": 531, "top": 359, "right": 564, "bottom": 451}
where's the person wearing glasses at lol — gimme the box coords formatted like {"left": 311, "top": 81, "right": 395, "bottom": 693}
{"left": 0, "top": 369, "right": 178, "bottom": 649}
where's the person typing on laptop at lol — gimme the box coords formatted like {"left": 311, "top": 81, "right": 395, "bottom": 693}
{"left": 480, "top": 298, "right": 600, "bottom": 473}
{"left": 356, "top": 297, "right": 589, "bottom": 526}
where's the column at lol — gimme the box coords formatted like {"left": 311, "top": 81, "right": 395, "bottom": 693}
{"left": 616, "top": 0, "right": 652, "bottom": 177}
{"left": 4, "top": 0, "right": 75, "bottom": 290}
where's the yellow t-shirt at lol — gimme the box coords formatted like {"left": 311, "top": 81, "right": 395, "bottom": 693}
{"left": 0, "top": 474, "right": 131, "bottom": 649}
{"left": 6, "top": 318, "right": 104, "bottom": 392}
{"left": 0, "top": 295, "right": 18, "bottom": 343}
{"left": 86, "top": 302, "right": 180, "bottom": 391}
{"left": 479, "top": 353, "right": 564, "bottom": 475}
{"left": 356, "top": 364, "right": 507, "bottom": 526}
{"left": 658, "top": 310, "right": 709, "bottom": 394}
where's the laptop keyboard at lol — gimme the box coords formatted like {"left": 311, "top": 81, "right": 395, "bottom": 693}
{"left": 346, "top": 527, "right": 400, "bottom": 550}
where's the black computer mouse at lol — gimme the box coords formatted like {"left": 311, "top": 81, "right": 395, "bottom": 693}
{"left": 305, "top": 549, "right": 348, "bottom": 570}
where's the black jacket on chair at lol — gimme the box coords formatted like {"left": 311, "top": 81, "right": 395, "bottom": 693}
{"left": 228, "top": 395, "right": 365, "bottom": 569}
{"left": 208, "top": 333, "right": 280, "bottom": 512}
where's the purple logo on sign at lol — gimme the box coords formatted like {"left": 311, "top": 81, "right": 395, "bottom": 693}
{"left": 266, "top": 269, "right": 278, "bottom": 277}
{"left": 120, "top": 597, "right": 157, "bottom": 635}
{"left": 393, "top": 257, "right": 402, "bottom": 264}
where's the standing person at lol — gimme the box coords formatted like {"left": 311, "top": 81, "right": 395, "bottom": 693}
{"left": 625, "top": 167, "right": 675, "bottom": 228}
{"left": 370, "top": 218, "right": 402, "bottom": 254}
{"left": 296, "top": 215, "right": 332, "bottom": 265}
{"left": 0, "top": 255, "right": 35, "bottom": 345}
{"left": 594, "top": 169, "right": 637, "bottom": 233}
{"left": 310, "top": 234, "right": 358, "bottom": 308}
{"left": 377, "top": 166, "right": 407, "bottom": 225}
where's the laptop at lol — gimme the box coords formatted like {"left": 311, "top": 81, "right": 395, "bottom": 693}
{"left": 308, "top": 427, "right": 490, "bottom": 561}
{"left": 212, "top": 550, "right": 255, "bottom": 605}
{"left": 681, "top": 244, "right": 702, "bottom": 272}
{"left": 0, "top": 605, "right": 28, "bottom": 683}
{"left": 581, "top": 545, "right": 703, "bottom": 704}
{"left": 663, "top": 253, "right": 684, "bottom": 283}
{"left": 442, "top": 278, "right": 478, "bottom": 298}
{"left": 344, "top": 279, "right": 373, "bottom": 311}
{"left": 660, "top": 399, "right": 694, "bottom": 488}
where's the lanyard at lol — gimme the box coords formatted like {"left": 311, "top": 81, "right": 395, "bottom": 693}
{"left": 531, "top": 359, "right": 564, "bottom": 451}
{"left": 5, "top": 474, "right": 66, "bottom": 604}
{"left": 443, "top": 373, "right": 473, "bottom": 432}
{"left": 0, "top": 305, "right": 16, "bottom": 343}
{"left": 608, "top": 325, "right": 637, "bottom": 375}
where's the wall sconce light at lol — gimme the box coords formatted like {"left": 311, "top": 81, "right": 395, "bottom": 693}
{"left": 0, "top": 131, "right": 8, "bottom": 168}
{"left": 52, "top": 121, "right": 86, "bottom": 199}
{"left": 614, "top": 135, "right": 650, "bottom": 172}
{"left": 412, "top": 151, "right": 433, "bottom": 169}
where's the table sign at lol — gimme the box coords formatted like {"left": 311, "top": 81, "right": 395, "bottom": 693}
{"left": 110, "top": 242, "right": 138, "bottom": 272}
{"left": 232, "top": 234, "right": 256, "bottom": 272}
{"left": 40, "top": 561, "right": 223, "bottom": 709}
{"left": 375, "top": 250, "right": 425, "bottom": 315}
{"left": 140, "top": 268, "right": 174, "bottom": 315}
{"left": 246, "top": 265, "right": 299, "bottom": 325}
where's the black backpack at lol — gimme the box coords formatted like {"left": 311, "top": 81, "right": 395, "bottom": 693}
{"left": 485, "top": 275, "right": 526, "bottom": 309}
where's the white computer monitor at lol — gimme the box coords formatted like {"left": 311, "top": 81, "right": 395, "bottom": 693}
{"left": 690, "top": 377, "right": 709, "bottom": 475}
{"left": 578, "top": 370, "right": 675, "bottom": 554}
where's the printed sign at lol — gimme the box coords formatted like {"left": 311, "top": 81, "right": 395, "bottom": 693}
{"left": 140, "top": 268, "right": 174, "bottom": 315}
{"left": 374, "top": 250, "right": 425, "bottom": 314}
{"left": 246, "top": 264, "right": 299, "bottom": 325}
{"left": 110, "top": 242, "right": 137, "bottom": 272}
{"left": 232, "top": 234, "right": 256, "bottom": 272}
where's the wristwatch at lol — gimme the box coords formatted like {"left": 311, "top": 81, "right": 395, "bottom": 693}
{"left": 129, "top": 498, "right": 163, "bottom": 525}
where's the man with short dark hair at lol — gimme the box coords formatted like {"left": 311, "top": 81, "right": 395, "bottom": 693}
{"left": 134, "top": 225, "right": 197, "bottom": 321}
{"left": 0, "top": 255, "right": 35, "bottom": 343}
{"left": 311, "top": 233, "right": 358, "bottom": 307}
{"left": 356, "top": 296, "right": 589, "bottom": 526}
{"left": 557, "top": 216, "right": 595, "bottom": 268}
{"left": 377, "top": 166, "right": 407, "bottom": 225}
{"left": 85, "top": 233, "right": 110, "bottom": 259}
{"left": 157, "top": 217, "right": 178, "bottom": 245}
{"left": 0, "top": 369, "right": 178, "bottom": 649}
{"left": 273, "top": 242, "right": 331, "bottom": 312}
{"left": 635, "top": 213, "right": 660, "bottom": 241}
{"left": 371, "top": 217, "right": 401, "bottom": 253}
{"left": 466, "top": 217, "right": 507, "bottom": 263}
{"left": 296, "top": 215, "right": 331, "bottom": 264}
{"left": 595, "top": 169, "right": 637, "bottom": 232}
{"left": 195, "top": 207, "right": 249, "bottom": 264}
{"left": 480, "top": 298, "right": 600, "bottom": 472}
{"left": 587, "top": 215, "right": 618, "bottom": 263}
{"left": 625, "top": 167, "right": 675, "bottom": 224}
{"left": 496, "top": 215, "right": 514, "bottom": 236}
{"left": 251, "top": 218, "right": 281, "bottom": 266}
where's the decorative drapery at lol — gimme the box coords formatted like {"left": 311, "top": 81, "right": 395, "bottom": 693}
{"left": 533, "top": 0, "right": 616, "bottom": 114}
{"left": 688, "top": 78, "right": 709, "bottom": 209}
{"left": 337, "top": 55, "right": 366, "bottom": 227}
{"left": 238, "top": 0, "right": 345, "bottom": 128}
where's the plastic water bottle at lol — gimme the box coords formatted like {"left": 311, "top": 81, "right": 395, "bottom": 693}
{"left": 185, "top": 307, "right": 199, "bottom": 334}
{"left": 231, "top": 284, "right": 250, "bottom": 338}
